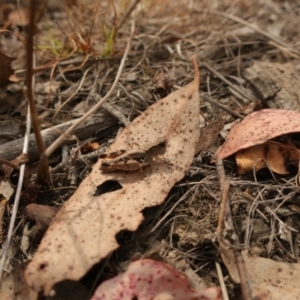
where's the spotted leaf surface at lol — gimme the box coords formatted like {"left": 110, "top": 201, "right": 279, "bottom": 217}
{"left": 91, "top": 259, "right": 221, "bottom": 300}
{"left": 25, "top": 57, "right": 201, "bottom": 294}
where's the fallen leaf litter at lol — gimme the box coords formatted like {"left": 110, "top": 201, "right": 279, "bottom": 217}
{"left": 25, "top": 56, "right": 201, "bottom": 295}
{"left": 215, "top": 109, "right": 300, "bottom": 175}
{"left": 2, "top": 1, "right": 300, "bottom": 299}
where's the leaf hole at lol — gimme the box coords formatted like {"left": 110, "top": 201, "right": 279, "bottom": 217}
{"left": 38, "top": 262, "right": 48, "bottom": 271}
{"left": 116, "top": 229, "right": 134, "bottom": 244}
{"left": 95, "top": 180, "right": 122, "bottom": 196}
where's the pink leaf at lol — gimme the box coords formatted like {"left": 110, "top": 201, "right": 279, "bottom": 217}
{"left": 91, "top": 259, "right": 221, "bottom": 300}
{"left": 215, "top": 109, "right": 300, "bottom": 159}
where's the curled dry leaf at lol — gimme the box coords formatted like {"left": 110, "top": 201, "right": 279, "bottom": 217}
{"left": 91, "top": 259, "right": 221, "bottom": 300}
{"left": 215, "top": 109, "right": 300, "bottom": 159}
{"left": 236, "top": 140, "right": 299, "bottom": 175}
{"left": 25, "top": 57, "right": 201, "bottom": 294}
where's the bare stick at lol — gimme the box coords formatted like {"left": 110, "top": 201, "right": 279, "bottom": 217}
{"left": 202, "top": 95, "right": 245, "bottom": 120}
{"left": 0, "top": 115, "right": 116, "bottom": 162}
{"left": 43, "top": 20, "right": 135, "bottom": 159}
{"left": 215, "top": 160, "right": 253, "bottom": 300}
{"left": 215, "top": 159, "right": 227, "bottom": 197}
{"left": 51, "top": 65, "right": 94, "bottom": 122}
{"left": 216, "top": 176, "right": 230, "bottom": 238}
{"left": 215, "top": 260, "right": 229, "bottom": 300}
{"left": 0, "top": 0, "right": 37, "bottom": 277}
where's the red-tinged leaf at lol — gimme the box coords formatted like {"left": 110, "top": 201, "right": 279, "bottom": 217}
{"left": 215, "top": 109, "right": 300, "bottom": 159}
{"left": 91, "top": 259, "right": 221, "bottom": 300}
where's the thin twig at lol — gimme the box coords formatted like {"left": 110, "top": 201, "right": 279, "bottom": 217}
{"left": 25, "top": 0, "right": 50, "bottom": 184}
{"left": 52, "top": 65, "right": 94, "bottom": 123}
{"left": 215, "top": 261, "right": 229, "bottom": 300}
{"left": 102, "top": 102, "right": 131, "bottom": 126}
{"left": 202, "top": 95, "right": 245, "bottom": 119}
{"left": 197, "top": 9, "right": 300, "bottom": 57}
{"left": 148, "top": 185, "right": 198, "bottom": 234}
{"left": 215, "top": 160, "right": 253, "bottom": 300}
{"left": 43, "top": 20, "right": 135, "bottom": 159}
{"left": 0, "top": 5, "right": 36, "bottom": 276}
{"left": 216, "top": 171, "right": 230, "bottom": 240}
{"left": 215, "top": 159, "right": 227, "bottom": 197}
{"left": 201, "top": 62, "right": 255, "bottom": 104}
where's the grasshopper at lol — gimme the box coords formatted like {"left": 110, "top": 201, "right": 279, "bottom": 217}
{"left": 100, "top": 137, "right": 167, "bottom": 172}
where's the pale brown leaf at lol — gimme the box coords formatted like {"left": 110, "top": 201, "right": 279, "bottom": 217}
{"left": 222, "top": 249, "right": 300, "bottom": 300}
{"left": 25, "top": 57, "right": 201, "bottom": 294}
{"left": 215, "top": 109, "right": 300, "bottom": 159}
{"left": 243, "top": 251, "right": 300, "bottom": 300}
